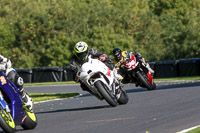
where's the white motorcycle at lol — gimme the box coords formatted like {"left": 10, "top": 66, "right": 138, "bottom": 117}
{"left": 76, "top": 56, "right": 129, "bottom": 107}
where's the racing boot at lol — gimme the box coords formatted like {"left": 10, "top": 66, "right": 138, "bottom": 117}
{"left": 146, "top": 63, "right": 154, "bottom": 74}
{"left": 113, "top": 68, "right": 123, "bottom": 82}
{"left": 142, "top": 58, "right": 154, "bottom": 74}
{"left": 21, "top": 89, "right": 33, "bottom": 111}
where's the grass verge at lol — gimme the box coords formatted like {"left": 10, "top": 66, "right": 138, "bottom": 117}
{"left": 30, "top": 92, "right": 79, "bottom": 102}
{"left": 185, "top": 127, "right": 200, "bottom": 133}
{"left": 24, "top": 81, "right": 77, "bottom": 86}
{"left": 24, "top": 76, "right": 200, "bottom": 86}
{"left": 154, "top": 76, "right": 200, "bottom": 81}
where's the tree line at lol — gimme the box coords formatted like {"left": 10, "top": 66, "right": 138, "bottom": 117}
{"left": 0, "top": 0, "right": 199, "bottom": 68}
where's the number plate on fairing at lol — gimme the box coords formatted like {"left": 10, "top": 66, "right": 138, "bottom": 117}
{"left": 0, "top": 76, "right": 7, "bottom": 85}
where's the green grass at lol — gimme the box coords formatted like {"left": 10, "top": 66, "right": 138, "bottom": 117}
{"left": 186, "top": 127, "right": 200, "bottom": 133}
{"left": 24, "top": 81, "right": 77, "bottom": 86}
{"left": 154, "top": 76, "right": 200, "bottom": 81}
{"left": 24, "top": 76, "right": 200, "bottom": 86}
{"left": 29, "top": 92, "right": 79, "bottom": 102}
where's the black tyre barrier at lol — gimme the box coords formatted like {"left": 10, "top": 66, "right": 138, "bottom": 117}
{"left": 32, "top": 67, "right": 63, "bottom": 83}
{"left": 154, "top": 60, "right": 178, "bottom": 78}
{"left": 177, "top": 58, "right": 200, "bottom": 77}
{"left": 14, "top": 58, "right": 200, "bottom": 83}
{"left": 63, "top": 66, "right": 74, "bottom": 81}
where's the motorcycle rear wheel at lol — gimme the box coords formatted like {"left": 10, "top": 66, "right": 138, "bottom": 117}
{"left": 137, "top": 72, "right": 156, "bottom": 90}
{"left": 117, "top": 89, "right": 129, "bottom": 105}
{"left": 0, "top": 109, "right": 16, "bottom": 133}
{"left": 94, "top": 81, "right": 118, "bottom": 107}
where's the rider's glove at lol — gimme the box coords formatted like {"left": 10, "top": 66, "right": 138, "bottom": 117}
{"left": 124, "top": 57, "right": 130, "bottom": 63}
{"left": 0, "top": 57, "right": 6, "bottom": 71}
{"left": 70, "top": 59, "right": 77, "bottom": 71}
{"left": 99, "top": 54, "right": 108, "bottom": 62}
{"left": 74, "top": 76, "right": 80, "bottom": 83}
{"left": 0, "top": 57, "right": 3, "bottom": 63}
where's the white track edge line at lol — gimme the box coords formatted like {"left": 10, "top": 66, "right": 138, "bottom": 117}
{"left": 177, "top": 125, "right": 200, "bottom": 133}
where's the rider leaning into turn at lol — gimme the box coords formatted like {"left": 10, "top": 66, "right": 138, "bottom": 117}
{"left": 112, "top": 47, "right": 154, "bottom": 83}
{"left": 0, "top": 55, "right": 33, "bottom": 111}
{"left": 70, "top": 41, "right": 122, "bottom": 92}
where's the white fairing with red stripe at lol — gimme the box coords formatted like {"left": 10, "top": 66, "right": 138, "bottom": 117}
{"left": 77, "top": 56, "right": 114, "bottom": 93}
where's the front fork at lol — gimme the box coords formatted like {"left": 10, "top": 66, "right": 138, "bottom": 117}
{"left": 112, "top": 80, "right": 122, "bottom": 99}
{"left": 140, "top": 63, "right": 154, "bottom": 85}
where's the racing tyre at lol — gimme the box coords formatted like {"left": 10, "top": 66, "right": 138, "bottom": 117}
{"left": 151, "top": 82, "right": 157, "bottom": 90}
{"left": 94, "top": 81, "right": 118, "bottom": 107}
{"left": 21, "top": 107, "right": 37, "bottom": 130}
{"left": 137, "top": 72, "right": 156, "bottom": 91}
{"left": 0, "top": 108, "right": 16, "bottom": 133}
{"left": 117, "top": 89, "right": 129, "bottom": 105}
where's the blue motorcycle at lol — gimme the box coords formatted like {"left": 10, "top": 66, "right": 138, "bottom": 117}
{"left": 0, "top": 71, "right": 37, "bottom": 133}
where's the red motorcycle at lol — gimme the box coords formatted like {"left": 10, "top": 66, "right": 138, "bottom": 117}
{"left": 118, "top": 53, "right": 156, "bottom": 90}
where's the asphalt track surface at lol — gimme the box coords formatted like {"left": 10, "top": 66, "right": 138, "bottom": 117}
{"left": 1, "top": 81, "right": 200, "bottom": 133}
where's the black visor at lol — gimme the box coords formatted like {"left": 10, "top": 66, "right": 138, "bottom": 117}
{"left": 76, "top": 51, "right": 89, "bottom": 65}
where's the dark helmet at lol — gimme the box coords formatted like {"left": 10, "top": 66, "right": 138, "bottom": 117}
{"left": 113, "top": 47, "right": 122, "bottom": 62}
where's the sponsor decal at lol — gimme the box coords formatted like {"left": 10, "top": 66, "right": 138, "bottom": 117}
{"left": 22, "top": 115, "right": 27, "bottom": 123}
{"left": 147, "top": 71, "right": 153, "bottom": 85}
{"left": 0, "top": 76, "right": 7, "bottom": 85}
{"left": 106, "top": 68, "right": 111, "bottom": 76}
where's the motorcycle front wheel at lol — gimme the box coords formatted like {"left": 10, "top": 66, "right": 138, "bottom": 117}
{"left": 137, "top": 72, "right": 156, "bottom": 90}
{"left": 21, "top": 106, "right": 37, "bottom": 130}
{"left": 0, "top": 107, "right": 16, "bottom": 133}
{"left": 94, "top": 81, "right": 118, "bottom": 107}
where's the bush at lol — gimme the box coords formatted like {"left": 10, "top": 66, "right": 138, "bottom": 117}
{"left": 0, "top": 0, "right": 199, "bottom": 68}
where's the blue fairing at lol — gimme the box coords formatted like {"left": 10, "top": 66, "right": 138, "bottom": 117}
{"left": 0, "top": 72, "right": 26, "bottom": 125}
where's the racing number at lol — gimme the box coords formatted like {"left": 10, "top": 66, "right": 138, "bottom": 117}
{"left": 127, "top": 60, "right": 135, "bottom": 68}
{"left": 0, "top": 76, "right": 7, "bottom": 85}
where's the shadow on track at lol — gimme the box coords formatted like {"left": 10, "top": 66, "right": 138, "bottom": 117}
{"left": 126, "top": 81, "right": 200, "bottom": 94}
{"left": 0, "top": 130, "right": 24, "bottom": 133}
{"left": 78, "top": 81, "right": 200, "bottom": 96}
{"left": 36, "top": 105, "right": 110, "bottom": 114}
{"left": 34, "top": 81, "right": 200, "bottom": 115}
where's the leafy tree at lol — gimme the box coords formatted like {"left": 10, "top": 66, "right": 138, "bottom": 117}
{"left": 0, "top": 18, "right": 16, "bottom": 58}
{"left": 0, "top": 0, "right": 199, "bottom": 68}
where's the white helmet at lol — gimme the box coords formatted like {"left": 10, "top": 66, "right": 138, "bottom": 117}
{"left": 74, "top": 41, "right": 89, "bottom": 64}
{"left": 74, "top": 41, "right": 88, "bottom": 54}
